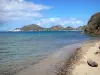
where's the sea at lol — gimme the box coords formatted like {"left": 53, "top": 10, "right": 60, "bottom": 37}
{"left": 0, "top": 31, "right": 95, "bottom": 75}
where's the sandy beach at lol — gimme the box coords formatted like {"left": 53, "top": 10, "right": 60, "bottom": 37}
{"left": 72, "top": 41, "right": 100, "bottom": 75}
{"left": 57, "top": 40, "right": 100, "bottom": 75}
{"left": 15, "top": 40, "right": 100, "bottom": 75}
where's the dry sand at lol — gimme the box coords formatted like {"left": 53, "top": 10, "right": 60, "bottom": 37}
{"left": 16, "top": 43, "right": 81, "bottom": 75}
{"left": 72, "top": 41, "right": 100, "bottom": 75}
{"left": 57, "top": 40, "right": 100, "bottom": 75}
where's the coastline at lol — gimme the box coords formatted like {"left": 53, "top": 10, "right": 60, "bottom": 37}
{"left": 15, "top": 43, "right": 81, "bottom": 75}
{"left": 0, "top": 31, "right": 89, "bottom": 75}
{"left": 13, "top": 40, "right": 100, "bottom": 75}
{"left": 57, "top": 40, "right": 100, "bottom": 75}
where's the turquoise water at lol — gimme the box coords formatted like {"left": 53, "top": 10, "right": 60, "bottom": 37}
{"left": 0, "top": 31, "right": 90, "bottom": 75}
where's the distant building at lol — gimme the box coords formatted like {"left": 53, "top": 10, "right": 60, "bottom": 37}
{"left": 9, "top": 28, "right": 22, "bottom": 32}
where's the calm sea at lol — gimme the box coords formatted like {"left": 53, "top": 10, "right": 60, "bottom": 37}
{"left": 0, "top": 31, "right": 91, "bottom": 75}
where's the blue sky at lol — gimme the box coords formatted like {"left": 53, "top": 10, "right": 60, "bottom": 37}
{"left": 0, "top": 0, "right": 100, "bottom": 30}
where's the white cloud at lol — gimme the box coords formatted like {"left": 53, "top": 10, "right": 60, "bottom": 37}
{"left": 0, "top": 0, "right": 84, "bottom": 28}
{"left": 33, "top": 18, "right": 84, "bottom": 28}
{"left": 0, "top": 0, "right": 51, "bottom": 22}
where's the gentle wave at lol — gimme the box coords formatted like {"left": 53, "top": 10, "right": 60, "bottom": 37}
{"left": 0, "top": 31, "right": 91, "bottom": 75}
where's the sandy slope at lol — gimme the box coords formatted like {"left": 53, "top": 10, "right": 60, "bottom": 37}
{"left": 72, "top": 41, "right": 100, "bottom": 75}
{"left": 16, "top": 43, "right": 81, "bottom": 75}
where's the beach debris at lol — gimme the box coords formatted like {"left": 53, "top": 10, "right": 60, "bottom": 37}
{"left": 95, "top": 51, "right": 100, "bottom": 55}
{"left": 99, "top": 46, "right": 100, "bottom": 49}
{"left": 87, "top": 60, "right": 98, "bottom": 67}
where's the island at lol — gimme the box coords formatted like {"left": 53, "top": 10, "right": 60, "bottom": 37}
{"left": 9, "top": 24, "right": 85, "bottom": 32}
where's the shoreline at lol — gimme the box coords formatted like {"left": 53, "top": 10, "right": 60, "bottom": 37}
{"left": 56, "top": 43, "right": 87, "bottom": 75}
{"left": 56, "top": 47, "right": 83, "bottom": 75}
{"left": 6, "top": 40, "right": 99, "bottom": 75}
{"left": 15, "top": 43, "right": 82, "bottom": 75}
{"left": 57, "top": 40, "right": 100, "bottom": 75}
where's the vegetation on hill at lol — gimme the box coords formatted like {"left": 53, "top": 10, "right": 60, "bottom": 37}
{"left": 84, "top": 12, "right": 100, "bottom": 36}
{"left": 50, "top": 25, "right": 64, "bottom": 30}
{"left": 64, "top": 26, "right": 74, "bottom": 30}
{"left": 12, "top": 23, "right": 88, "bottom": 31}
{"left": 21, "top": 24, "right": 44, "bottom": 31}
{"left": 20, "top": 25, "right": 79, "bottom": 31}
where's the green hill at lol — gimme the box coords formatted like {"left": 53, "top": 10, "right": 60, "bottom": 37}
{"left": 84, "top": 12, "right": 100, "bottom": 35}
{"left": 64, "top": 26, "right": 74, "bottom": 30}
{"left": 19, "top": 24, "right": 79, "bottom": 31}
{"left": 21, "top": 24, "right": 44, "bottom": 31}
{"left": 50, "top": 25, "right": 64, "bottom": 30}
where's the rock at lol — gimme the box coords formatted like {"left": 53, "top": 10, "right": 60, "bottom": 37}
{"left": 87, "top": 60, "right": 98, "bottom": 67}
{"left": 95, "top": 51, "right": 100, "bottom": 55}
{"left": 95, "top": 52, "right": 99, "bottom": 54}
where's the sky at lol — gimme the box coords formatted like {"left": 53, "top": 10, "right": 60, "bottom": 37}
{"left": 0, "top": 0, "right": 100, "bottom": 31}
